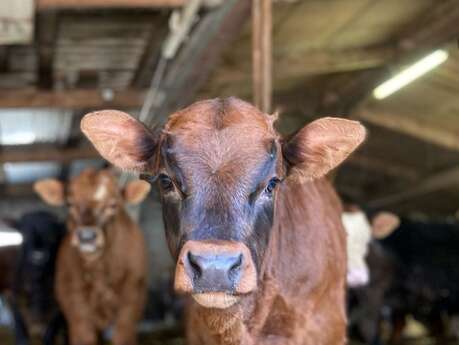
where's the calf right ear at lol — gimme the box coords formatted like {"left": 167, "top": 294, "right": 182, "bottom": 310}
{"left": 81, "top": 110, "right": 158, "bottom": 172}
{"left": 34, "top": 179, "right": 65, "bottom": 206}
{"left": 282, "top": 117, "right": 366, "bottom": 180}
{"left": 371, "top": 212, "right": 400, "bottom": 239}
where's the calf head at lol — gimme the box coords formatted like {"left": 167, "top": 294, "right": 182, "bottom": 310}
{"left": 342, "top": 205, "right": 400, "bottom": 287}
{"left": 34, "top": 169, "right": 150, "bottom": 261}
{"left": 81, "top": 97, "right": 365, "bottom": 308}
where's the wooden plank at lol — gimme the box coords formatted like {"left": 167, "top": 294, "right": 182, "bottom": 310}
{"left": 252, "top": 0, "right": 272, "bottom": 113}
{"left": 368, "top": 165, "right": 459, "bottom": 208}
{"left": 0, "top": 145, "right": 100, "bottom": 163}
{"left": 36, "top": 0, "right": 185, "bottom": 9}
{"left": 0, "top": 0, "right": 34, "bottom": 44}
{"left": 319, "top": 0, "right": 459, "bottom": 115}
{"left": 132, "top": 14, "right": 170, "bottom": 88}
{"left": 144, "top": 0, "right": 251, "bottom": 126}
{"left": 0, "top": 89, "right": 145, "bottom": 108}
{"left": 0, "top": 183, "right": 36, "bottom": 197}
{"left": 347, "top": 154, "right": 419, "bottom": 181}
{"left": 354, "top": 107, "right": 459, "bottom": 152}
{"left": 36, "top": 11, "right": 58, "bottom": 89}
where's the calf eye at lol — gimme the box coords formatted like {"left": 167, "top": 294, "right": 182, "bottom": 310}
{"left": 158, "top": 174, "right": 174, "bottom": 192}
{"left": 140, "top": 173, "right": 156, "bottom": 184}
{"left": 265, "top": 177, "right": 281, "bottom": 196}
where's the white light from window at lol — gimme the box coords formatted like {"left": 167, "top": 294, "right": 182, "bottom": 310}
{"left": 0, "top": 231, "right": 23, "bottom": 247}
{"left": 373, "top": 49, "right": 449, "bottom": 100}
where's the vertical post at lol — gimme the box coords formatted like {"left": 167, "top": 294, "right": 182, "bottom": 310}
{"left": 252, "top": 0, "right": 272, "bottom": 113}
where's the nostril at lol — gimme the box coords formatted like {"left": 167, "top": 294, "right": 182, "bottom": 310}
{"left": 228, "top": 254, "right": 242, "bottom": 283}
{"left": 187, "top": 252, "right": 202, "bottom": 279}
{"left": 229, "top": 254, "right": 242, "bottom": 272}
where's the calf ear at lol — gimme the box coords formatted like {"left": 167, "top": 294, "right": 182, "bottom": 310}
{"left": 123, "top": 180, "right": 151, "bottom": 205}
{"left": 81, "top": 110, "right": 158, "bottom": 172}
{"left": 371, "top": 212, "right": 400, "bottom": 239}
{"left": 34, "top": 179, "right": 65, "bottom": 206}
{"left": 283, "top": 117, "right": 366, "bottom": 180}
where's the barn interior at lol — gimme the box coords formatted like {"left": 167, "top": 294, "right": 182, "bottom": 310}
{"left": 0, "top": 0, "right": 459, "bottom": 344}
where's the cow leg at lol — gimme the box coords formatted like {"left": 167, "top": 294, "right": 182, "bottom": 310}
{"left": 12, "top": 306, "right": 29, "bottom": 345}
{"left": 112, "top": 277, "right": 147, "bottom": 345}
{"left": 389, "top": 312, "right": 405, "bottom": 345}
{"left": 68, "top": 321, "right": 97, "bottom": 345}
{"left": 43, "top": 311, "right": 68, "bottom": 345}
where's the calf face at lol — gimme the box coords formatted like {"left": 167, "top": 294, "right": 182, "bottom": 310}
{"left": 34, "top": 169, "right": 150, "bottom": 261}
{"left": 343, "top": 206, "right": 399, "bottom": 287}
{"left": 81, "top": 97, "right": 365, "bottom": 308}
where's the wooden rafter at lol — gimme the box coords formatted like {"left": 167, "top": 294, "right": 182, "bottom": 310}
{"left": 144, "top": 0, "right": 251, "bottom": 126}
{"left": 36, "top": 11, "right": 58, "bottom": 89}
{"left": 0, "top": 89, "right": 145, "bottom": 108}
{"left": 318, "top": 0, "right": 459, "bottom": 115}
{"left": 354, "top": 107, "right": 459, "bottom": 152}
{"left": 252, "top": 0, "right": 272, "bottom": 113}
{"left": 347, "top": 154, "right": 419, "bottom": 181}
{"left": 0, "top": 145, "right": 99, "bottom": 163}
{"left": 368, "top": 165, "right": 459, "bottom": 208}
{"left": 36, "top": 0, "right": 185, "bottom": 10}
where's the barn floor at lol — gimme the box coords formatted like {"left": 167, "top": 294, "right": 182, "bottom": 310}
{"left": 1, "top": 329, "right": 458, "bottom": 345}
{"left": 2, "top": 325, "right": 459, "bottom": 345}
{"left": 0, "top": 325, "right": 185, "bottom": 345}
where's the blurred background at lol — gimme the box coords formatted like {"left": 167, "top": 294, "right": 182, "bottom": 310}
{"left": 0, "top": 0, "right": 458, "bottom": 344}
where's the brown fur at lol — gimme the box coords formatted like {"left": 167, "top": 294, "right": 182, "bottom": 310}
{"left": 81, "top": 97, "right": 365, "bottom": 345}
{"left": 183, "top": 179, "right": 347, "bottom": 345}
{"left": 43, "top": 170, "right": 148, "bottom": 345}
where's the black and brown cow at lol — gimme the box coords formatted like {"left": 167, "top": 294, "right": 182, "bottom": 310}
{"left": 81, "top": 97, "right": 365, "bottom": 345}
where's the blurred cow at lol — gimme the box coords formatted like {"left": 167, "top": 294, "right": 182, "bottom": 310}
{"left": 380, "top": 218, "right": 459, "bottom": 344}
{"left": 343, "top": 206, "right": 399, "bottom": 345}
{"left": 34, "top": 169, "right": 150, "bottom": 345}
{"left": 347, "top": 213, "right": 459, "bottom": 345}
{"left": 0, "top": 211, "right": 67, "bottom": 345}
{"left": 343, "top": 205, "right": 399, "bottom": 287}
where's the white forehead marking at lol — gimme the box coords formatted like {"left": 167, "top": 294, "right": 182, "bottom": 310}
{"left": 94, "top": 183, "right": 108, "bottom": 201}
{"left": 342, "top": 211, "right": 373, "bottom": 285}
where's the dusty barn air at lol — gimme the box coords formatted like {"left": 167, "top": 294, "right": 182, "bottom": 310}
{"left": 81, "top": 97, "right": 365, "bottom": 345}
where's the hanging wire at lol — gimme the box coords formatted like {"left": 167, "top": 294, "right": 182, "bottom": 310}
{"left": 119, "top": 0, "right": 204, "bottom": 187}
{"left": 138, "top": 56, "right": 168, "bottom": 124}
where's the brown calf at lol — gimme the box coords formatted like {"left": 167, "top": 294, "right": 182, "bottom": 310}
{"left": 81, "top": 98, "right": 365, "bottom": 345}
{"left": 34, "top": 169, "right": 150, "bottom": 345}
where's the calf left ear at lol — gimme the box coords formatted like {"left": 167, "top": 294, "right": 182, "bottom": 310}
{"left": 81, "top": 110, "right": 158, "bottom": 172}
{"left": 123, "top": 180, "right": 151, "bottom": 205}
{"left": 34, "top": 179, "right": 65, "bottom": 206}
{"left": 283, "top": 117, "right": 366, "bottom": 180}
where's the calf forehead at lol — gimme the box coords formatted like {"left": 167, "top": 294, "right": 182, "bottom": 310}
{"left": 164, "top": 98, "right": 277, "bottom": 182}
{"left": 69, "top": 169, "right": 118, "bottom": 201}
{"left": 342, "top": 212, "right": 372, "bottom": 243}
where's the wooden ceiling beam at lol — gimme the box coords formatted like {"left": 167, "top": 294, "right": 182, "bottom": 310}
{"left": 354, "top": 107, "right": 459, "bottom": 152}
{"left": 0, "top": 89, "right": 145, "bottom": 108}
{"left": 0, "top": 145, "right": 100, "bottom": 163}
{"left": 143, "top": 0, "right": 251, "bottom": 126}
{"left": 36, "top": 11, "right": 58, "bottom": 89}
{"left": 317, "top": 0, "right": 459, "bottom": 115}
{"left": 368, "top": 165, "right": 459, "bottom": 208}
{"left": 252, "top": 0, "right": 272, "bottom": 113}
{"left": 347, "top": 153, "right": 419, "bottom": 181}
{"left": 36, "top": 0, "right": 185, "bottom": 10}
